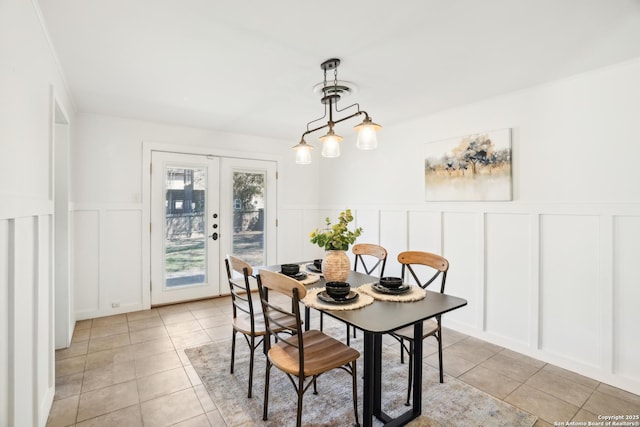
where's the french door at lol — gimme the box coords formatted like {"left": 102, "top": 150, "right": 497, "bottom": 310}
{"left": 150, "top": 151, "right": 276, "bottom": 305}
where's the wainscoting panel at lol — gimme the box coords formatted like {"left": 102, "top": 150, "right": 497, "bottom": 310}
{"left": 73, "top": 210, "right": 101, "bottom": 317}
{"left": 103, "top": 210, "right": 143, "bottom": 310}
{"left": 0, "top": 220, "right": 9, "bottom": 424}
{"left": 12, "top": 217, "right": 36, "bottom": 426}
{"left": 35, "top": 215, "right": 54, "bottom": 423}
{"left": 276, "top": 209, "right": 304, "bottom": 264}
{"left": 73, "top": 205, "right": 148, "bottom": 320}
{"left": 0, "top": 212, "right": 56, "bottom": 427}
{"left": 540, "top": 214, "right": 600, "bottom": 367}
{"left": 379, "top": 210, "right": 408, "bottom": 277}
{"left": 407, "top": 210, "right": 442, "bottom": 254}
{"left": 303, "top": 209, "right": 330, "bottom": 261}
{"left": 613, "top": 215, "right": 640, "bottom": 381}
{"left": 485, "top": 213, "right": 531, "bottom": 345}
{"left": 442, "top": 212, "right": 479, "bottom": 329}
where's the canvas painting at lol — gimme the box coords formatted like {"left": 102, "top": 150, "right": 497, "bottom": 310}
{"left": 425, "top": 128, "right": 512, "bottom": 201}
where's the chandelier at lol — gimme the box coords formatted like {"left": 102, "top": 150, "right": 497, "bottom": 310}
{"left": 292, "top": 58, "right": 381, "bottom": 164}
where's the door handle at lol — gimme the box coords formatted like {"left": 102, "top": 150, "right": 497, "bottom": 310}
{"left": 210, "top": 232, "right": 219, "bottom": 241}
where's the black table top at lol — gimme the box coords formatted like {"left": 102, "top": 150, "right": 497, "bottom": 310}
{"left": 257, "top": 264, "right": 468, "bottom": 334}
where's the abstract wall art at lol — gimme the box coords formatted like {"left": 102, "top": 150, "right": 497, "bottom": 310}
{"left": 425, "top": 128, "right": 512, "bottom": 201}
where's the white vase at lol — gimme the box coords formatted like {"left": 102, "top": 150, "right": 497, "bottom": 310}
{"left": 322, "top": 250, "right": 350, "bottom": 282}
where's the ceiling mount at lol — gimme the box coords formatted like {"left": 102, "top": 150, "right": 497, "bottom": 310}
{"left": 320, "top": 58, "right": 340, "bottom": 71}
{"left": 313, "top": 80, "right": 357, "bottom": 104}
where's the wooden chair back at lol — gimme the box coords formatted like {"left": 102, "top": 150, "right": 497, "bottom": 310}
{"left": 397, "top": 251, "right": 449, "bottom": 293}
{"left": 256, "top": 269, "right": 306, "bottom": 362}
{"left": 225, "top": 255, "right": 257, "bottom": 331}
{"left": 352, "top": 243, "right": 388, "bottom": 276}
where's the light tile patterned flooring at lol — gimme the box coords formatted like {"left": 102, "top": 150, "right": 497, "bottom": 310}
{"left": 48, "top": 296, "right": 640, "bottom": 426}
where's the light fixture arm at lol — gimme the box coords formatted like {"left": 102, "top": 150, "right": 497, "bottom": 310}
{"left": 301, "top": 104, "right": 371, "bottom": 140}
{"left": 304, "top": 103, "right": 328, "bottom": 133}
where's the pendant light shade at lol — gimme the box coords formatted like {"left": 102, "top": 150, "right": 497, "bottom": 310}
{"left": 292, "top": 138, "right": 313, "bottom": 164}
{"left": 354, "top": 117, "right": 381, "bottom": 150}
{"left": 319, "top": 129, "right": 343, "bottom": 158}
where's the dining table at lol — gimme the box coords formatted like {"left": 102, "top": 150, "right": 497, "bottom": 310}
{"left": 261, "top": 262, "right": 468, "bottom": 427}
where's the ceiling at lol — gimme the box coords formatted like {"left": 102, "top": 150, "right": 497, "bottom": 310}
{"left": 37, "top": 0, "right": 640, "bottom": 142}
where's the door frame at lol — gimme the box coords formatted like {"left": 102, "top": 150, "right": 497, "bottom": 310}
{"left": 142, "top": 141, "right": 280, "bottom": 307}
{"left": 50, "top": 86, "right": 73, "bottom": 351}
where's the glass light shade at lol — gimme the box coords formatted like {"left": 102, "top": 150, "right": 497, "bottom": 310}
{"left": 294, "top": 146, "right": 312, "bottom": 164}
{"left": 319, "top": 130, "right": 343, "bottom": 158}
{"left": 354, "top": 117, "right": 381, "bottom": 150}
{"left": 292, "top": 139, "right": 313, "bottom": 164}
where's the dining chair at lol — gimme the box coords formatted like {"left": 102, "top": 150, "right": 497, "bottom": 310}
{"left": 353, "top": 243, "right": 388, "bottom": 276}
{"left": 319, "top": 243, "right": 388, "bottom": 345}
{"left": 390, "top": 250, "right": 449, "bottom": 406}
{"left": 256, "top": 269, "right": 360, "bottom": 427}
{"left": 224, "top": 254, "right": 265, "bottom": 398}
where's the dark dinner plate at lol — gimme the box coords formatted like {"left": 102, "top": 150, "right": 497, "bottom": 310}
{"left": 306, "top": 264, "right": 322, "bottom": 273}
{"left": 281, "top": 271, "right": 308, "bottom": 281}
{"left": 372, "top": 283, "right": 411, "bottom": 295}
{"left": 317, "top": 290, "right": 359, "bottom": 304}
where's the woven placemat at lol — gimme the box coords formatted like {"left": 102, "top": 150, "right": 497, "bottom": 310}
{"left": 357, "top": 283, "right": 427, "bottom": 302}
{"left": 299, "top": 272, "right": 320, "bottom": 286}
{"left": 302, "top": 288, "right": 374, "bottom": 311}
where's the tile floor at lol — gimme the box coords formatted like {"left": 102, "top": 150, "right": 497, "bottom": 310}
{"left": 48, "top": 296, "right": 640, "bottom": 427}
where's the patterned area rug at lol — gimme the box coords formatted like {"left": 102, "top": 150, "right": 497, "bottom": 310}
{"left": 186, "top": 326, "right": 537, "bottom": 427}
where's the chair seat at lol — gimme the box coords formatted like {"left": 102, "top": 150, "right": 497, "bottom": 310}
{"left": 393, "top": 319, "right": 439, "bottom": 340}
{"left": 233, "top": 310, "right": 296, "bottom": 336}
{"left": 268, "top": 330, "right": 360, "bottom": 377}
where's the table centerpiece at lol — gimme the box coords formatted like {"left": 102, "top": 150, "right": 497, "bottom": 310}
{"left": 309, "top": 209, "right": 363, "bottom": 282}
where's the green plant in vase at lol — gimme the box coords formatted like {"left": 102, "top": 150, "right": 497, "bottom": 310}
{"left": 310, "top": 209, "right": 362, "bottom": 282}
{"left": 309, "top": 209, "right": 363, "bottom": 250}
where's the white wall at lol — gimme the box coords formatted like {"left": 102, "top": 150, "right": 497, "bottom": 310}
{"left": 282, "top": 59, "right": 640, "bottom": 394}
{"left": 316, "top": 60, "right": 640, "bottom": 205}
{"left": 71, "top": 113, "right": 321, "bottom": 319}
{"left": 0, "top": 1, "right": 75, "bottom": 426}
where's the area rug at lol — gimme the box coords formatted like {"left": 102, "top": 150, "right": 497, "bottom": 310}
{"left": 186, "top": 326, "right": 536, "bottom": 427}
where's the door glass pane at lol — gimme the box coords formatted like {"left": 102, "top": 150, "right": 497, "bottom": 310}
{"left": 232, "top": 171, "right": 265, "bottom": 265}
{"left": 165, "top": 166, "right": 206, "bottom": 287}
